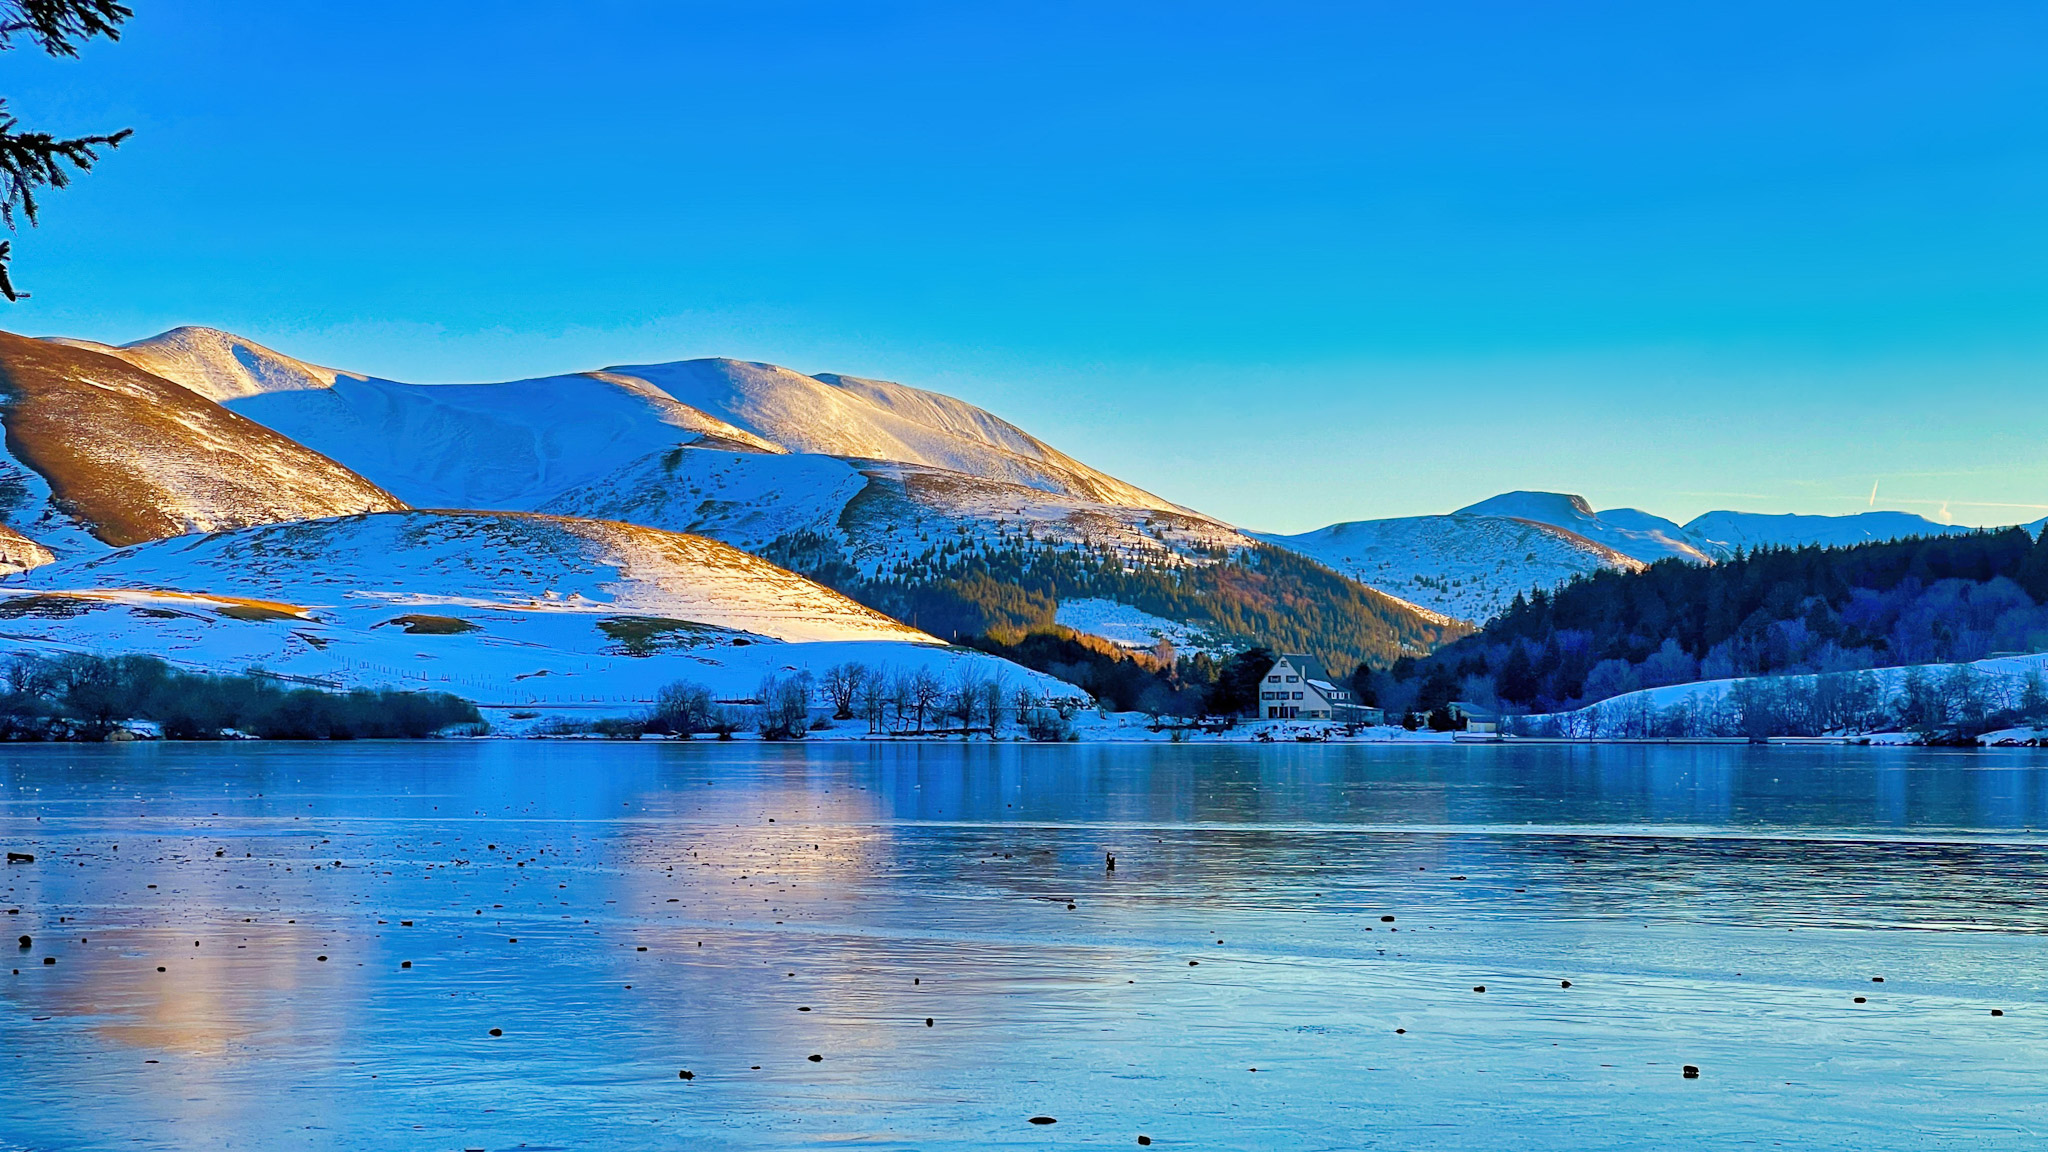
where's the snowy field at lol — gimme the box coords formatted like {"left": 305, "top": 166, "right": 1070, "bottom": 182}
{"left": 0, "top": 511, "right": 1074, "bottom": 714}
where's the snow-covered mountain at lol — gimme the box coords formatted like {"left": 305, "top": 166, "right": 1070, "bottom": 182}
{"left": 1260, "top": 513, "right": 1643, "bottom": 624}
{"left": 0, "top": 331, "right": 404, "bottom": 553}
{"left": 0, "top": 510, "right": 1070, "bottom": 710}
{"left": 115, "top": 330, "right": 1224, "bottom": 568}
{"left": 61, "top": 328, "right": 1447, "bottom": 665}
{"left": 79, "top": 330, "right": 1170, "bottom": 513}
{"left": 1463, "top": 495, "right": 2026, "bottom": 561}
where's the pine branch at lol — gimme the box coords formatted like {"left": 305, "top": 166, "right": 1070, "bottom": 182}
{"left": 0, "top": 112, "right": 129, "bottom": 228}
{"left": 0, "top": 0, "right": 130, "bottom": 57}
{"left": 0, "top": 1, "right": 134, "bottom": 299}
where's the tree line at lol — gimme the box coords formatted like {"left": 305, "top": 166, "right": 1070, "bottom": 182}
{"left": 586, "top": 662, "right": 1088, "bottom": 742}
{"left": 0, "top": 652, "right": 482, "bottom": 740}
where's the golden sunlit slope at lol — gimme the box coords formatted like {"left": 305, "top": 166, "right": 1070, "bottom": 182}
{"left": 0, "top": 331, "right": 405, "bottom": 548}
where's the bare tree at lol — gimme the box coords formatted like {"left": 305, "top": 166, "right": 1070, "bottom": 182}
{"left": 705, "top": 705, "right": 745, "bottom": 740}
{"left": 757, "top": 671, "right": 815, "bottom": 740}
{"left": 856, "top": 664, "right": 890, "bottom": 734}
{"left": 820, "top": 662, "right": 863, "bottom": 720}
{"left": 909, "top": 666, "right": 944, "bottom": 734}
{"left": 1019, "top": 692, "right": 1075, "bottom": 741}
{"left": 981, "top": 671, "right": 1011, "bottom": 735}
{"left": 1010, "top": 683, "right": 1038, "bottom": 730}
{"left": 0, "top": 1, "right": 136, "bottom": 300}
{"left": 946, "top": 666, "right": 984, "bottom": 731}
{"left": 648, "top": 679, "right": 715, "bottom": 736}
{"left": 890, "top": 670, "right": 914, "bottom": 732}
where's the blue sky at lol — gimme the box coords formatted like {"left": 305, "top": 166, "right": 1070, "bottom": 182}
{"left": 11, "top": 1, "right": 2048, "bottom": 531}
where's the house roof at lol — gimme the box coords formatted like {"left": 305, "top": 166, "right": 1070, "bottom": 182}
{"left": 1278, "top": 653, "right": 1336, "bottom": 685}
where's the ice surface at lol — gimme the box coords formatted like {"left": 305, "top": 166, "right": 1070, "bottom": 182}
{"left": 4, "top": 741, "right": 2047, "bottom": 1150}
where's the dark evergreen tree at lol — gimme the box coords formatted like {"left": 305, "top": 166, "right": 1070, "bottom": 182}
{"left": 1346, "top": 661, "right": 1379, "bottom": 706}
{"left": 1495, "top": 642, "right": 1539, "bottom": 706}
{"left": 1206, "top": 646, "right": 1276, "bottom": 717}
{"left": 2019, "top": 524, "right": 2048, "bottom": 604}
{"left": 1413, "top": 660, "right": 1461, "bottom": 720}
{"left": 0, "top": 1, "right": 133, "bottom": 300}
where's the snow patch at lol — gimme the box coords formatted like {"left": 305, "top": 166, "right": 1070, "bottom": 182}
{"left": 1053, "top": 598, "right": 1232, "bottom": 656}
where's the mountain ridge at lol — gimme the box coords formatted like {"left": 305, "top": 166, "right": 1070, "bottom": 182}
{"left": 10, "top": 326, "right": 1457, "bottom": 672}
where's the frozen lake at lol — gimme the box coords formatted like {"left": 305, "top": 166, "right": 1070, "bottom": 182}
{"left": 5, "top": 741, "right": 2048, "bottom": 1150}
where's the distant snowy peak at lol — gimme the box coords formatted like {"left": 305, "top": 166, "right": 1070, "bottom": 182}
{"left": 1683, "top": 510, "right": 1973, "bottom": 554}
{"left": 1456, "top": 491, "right": 1598, "bottom": 524}
{"left": 1263, "top": 513, "right": 1642, "bottom": 624}
{"left": 47, "top": 326, "right": 350, "bottom": 402}
{"left": 1455, "top": 491, "right": 1714, "bottom": 564}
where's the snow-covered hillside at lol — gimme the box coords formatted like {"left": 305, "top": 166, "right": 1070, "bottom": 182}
{"left": 1518, "top": 652, "right": 2048, "bottom": 741}
{"left": 612, "top": 360, "right": 1170, "bottom": 509}
{"left": 0, "top": 326, "right": 1453, "bottom": 665}
{"left": 110, "top": 331, "right": 1175, "bottom": 513}
{"left": 0, "top": 331, "right": 404, "bottom": 551}
{"left": 1261, "top": 513, "right": 1643, "bottom": 624}
{"left": 1051, "top": 598, "right": 1232, "bottom": 656}
{"left": 230, "top": 371, "right": 779, "bottom": 509}
{"left": 0, "top": 511, "right": 1070, "bottom": 710}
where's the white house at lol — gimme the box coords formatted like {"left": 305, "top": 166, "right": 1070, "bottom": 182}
{"left": 1259, "top": 654, "right": 1378, "bottom": 722}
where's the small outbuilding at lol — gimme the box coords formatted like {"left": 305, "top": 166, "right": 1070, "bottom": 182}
{"left": 1447, "top": 701, "right": 1499, "bottom": 733}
